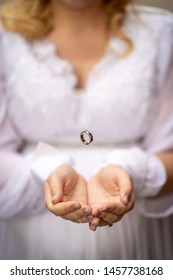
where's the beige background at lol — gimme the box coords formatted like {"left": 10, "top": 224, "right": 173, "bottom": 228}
{"left": 137, "top": 0, "right": 173, "bottom": 12}
{"left": 0, "top": 0, "right": 173, "bottom": 11}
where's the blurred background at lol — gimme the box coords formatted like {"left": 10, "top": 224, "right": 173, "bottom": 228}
{"left": 137, "top": 0, "right": 173, "bottom": 12}
{"left": 0, "top": 0, "right": 173, "bottom": 11}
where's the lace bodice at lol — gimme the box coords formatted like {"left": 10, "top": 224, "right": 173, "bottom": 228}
{"left": 1, "top": 6, "right": 171, "bottom": 146}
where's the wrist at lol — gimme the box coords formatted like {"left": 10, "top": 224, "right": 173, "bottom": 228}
{"left": 104, "top": 147, "right": 167, "bottom": 198}
{"left": 30, "top": 142, "right": 73, "bottom": 185}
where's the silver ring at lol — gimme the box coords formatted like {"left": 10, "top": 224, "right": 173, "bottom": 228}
{"left": 80, "top": 130, "right": 93, "bottom": 145}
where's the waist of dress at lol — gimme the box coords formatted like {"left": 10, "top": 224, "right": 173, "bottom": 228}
{"left": 23, "top": 139, "right": 141, "bottom": 153}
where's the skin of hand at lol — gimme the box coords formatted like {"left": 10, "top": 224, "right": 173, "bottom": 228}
{"left": 87, "top": 164, "right": 135, "bottom": 231}
{"left": 44, "top": 164, "right": 93, "bottom": 223}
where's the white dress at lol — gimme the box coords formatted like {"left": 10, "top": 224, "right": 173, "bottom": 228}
{"left": 0, "top": 5, "right": 173, "bottom": 259}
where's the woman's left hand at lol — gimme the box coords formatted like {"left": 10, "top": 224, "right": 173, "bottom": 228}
{"left": 87, "top": 164, "right": 135, "bottom": 231}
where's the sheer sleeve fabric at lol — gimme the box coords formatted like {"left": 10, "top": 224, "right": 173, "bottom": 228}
{"left": 142, "top": 18, "right": 173, "bottom": 153}
{"left": 0, "top": 35, "right": 72, "bottom": 219}
{"left": 0, "top": 64, "right": 48, "bottom": 218}
{"left": 136, "top": 18, "right": 173, "bottom": 217}
{"left": 104, "top": 18, "right": 173, "bottom": 217}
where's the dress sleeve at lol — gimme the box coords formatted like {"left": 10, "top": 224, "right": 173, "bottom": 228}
{"left": 0, "top": 36, "right": 72, "bottom": 219}
{"left": 103, "top": 17, "right": 173, "bottom": 217}
{"left": 136, "top": 17, "right": 173, "bottom": 217}
{"left": 142, "top": 18, "right": 173, "bottom": 153}
{"left": 0, "top": 56, "right": 41, "bottom": 219}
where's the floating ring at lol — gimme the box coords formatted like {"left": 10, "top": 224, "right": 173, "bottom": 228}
{"left": 80, "top": 130, "right": 93, "bottom": 145}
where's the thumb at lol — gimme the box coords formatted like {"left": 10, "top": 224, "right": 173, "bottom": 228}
{"left": 118, "top": 173, "right": 133, "bottom": 205}
{"left": 47, "top": 173, "right": 64, "bottom": 204}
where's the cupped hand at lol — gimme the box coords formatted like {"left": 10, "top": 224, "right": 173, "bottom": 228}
{"left": 44, "top": 164, "right": 92, "bottom": 223}
{"left": 87, "top": 164, "right": 135, "bottom": 231}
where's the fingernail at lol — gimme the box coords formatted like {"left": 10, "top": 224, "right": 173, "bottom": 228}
{"left": 91, "top": 225, "right": 97, "bottom": 232}
{"left": 94, "top": 210, "right": 101, "bottom": 217}
{"left": 87, "top": 215, "right": 93, "bottom": 222}
{"left": 124, "top": 194, "right": 129, "bottom": 204}
{"left": 93, "top": 219, "right": 100, "bottom": 226}
{"left": 71, "top": 204, "right": 81, "bottom": 210}
{"left": 102, "top": 207, "right": 110, "bottom": 211}
{"left": 83, "top": 209, "right": 90, "bottom": 215}
{"left": 52, "top": 194, "right": 57, "bottom": 202}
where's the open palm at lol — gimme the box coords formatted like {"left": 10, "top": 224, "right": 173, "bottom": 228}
{"left": 88, "top": 164, "right": 135, "bottom": 230}
{"left": 45, "top": 164, "right": 92, "bottom": 223}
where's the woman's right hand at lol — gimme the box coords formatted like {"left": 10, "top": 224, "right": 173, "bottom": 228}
{"left": 44, "top": 164, "right": 92, "bottom": 223}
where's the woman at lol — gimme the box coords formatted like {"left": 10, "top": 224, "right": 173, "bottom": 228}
{"left": 0, "top": 0, "right": 173, "bottom": 259}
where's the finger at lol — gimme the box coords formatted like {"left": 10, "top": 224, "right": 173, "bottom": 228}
{"left": 89, "top": 217, "right": 100, "bottom": 231}
{"left": 92, "top": 200, "right": 124, "bottom": 224}
{"left": 97, "top": 210, "right": 122, "bottom": 224}
{"left": 101, "top": 200, "right": 127, "bottom": 216}
{"left": 89, "top": 223, "right": 97, "bottom": 231}
{"left": 90, "top": 217, "right": 112, "bottom": 227}
{"left": 71, "top": 215, "right": 93, "bottom": 224}
{"left": 45, "top": 184, "right": 81, "bottom": 215}
{"left": 50, "top": 201, "right": 81, "bottom": 216}
{"left": 92, "top": 207, "right": 102, "bottom": 217}
{"left": 118, "top": 192, "right": 135, "bottom": 215}
{"left": 98, "top": 194, "right": 135, "bottom": 224}
{"left": 62, "top": 205, "right": 92, "bottom": 222}
{"left": 125, "top": 192, "right": 135, "bottom": 213}
{"left": 44, "top": 182, "right": 55, "bottom": 211}
{"left": 117, "top": 172, "right": 133, "bottom": 205}
{"left": 47, "top": 173, "right": 64, "bottom": 204}
{"left": 90, "top": 216, "right": 100, "bottom": 225}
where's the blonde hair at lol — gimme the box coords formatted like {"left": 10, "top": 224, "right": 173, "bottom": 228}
{"left": 0, "top": 0, "right": 134, "bottom": 54}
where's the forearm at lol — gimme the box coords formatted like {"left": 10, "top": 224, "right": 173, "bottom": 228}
{"left": 155, "top": 151, "right": 173, "bottom": 197}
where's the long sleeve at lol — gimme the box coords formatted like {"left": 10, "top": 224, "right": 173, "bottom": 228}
{"left": 103, "top": 18, "right": 173, "bottom": 217}
{"left": 0, "top": 59, "right": 41, "bottom": 218}
{"left": 0, "top": 46, "right": 72, "bottom": 219}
